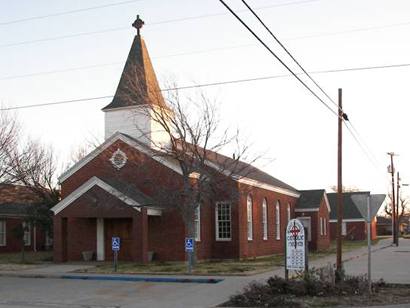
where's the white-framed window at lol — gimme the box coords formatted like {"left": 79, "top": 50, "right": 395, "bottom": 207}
{"left": 262, "top": 198, "right": 268, "bottom": 240}
{"left": 342, "top": 222, "right": 347, "bottom": 236}
{"left": 324, "top": 218, "right": 327, "bottom": 236}
{"left": 275, "top": 201, "right": 281, "bottom": 240}
{"left": 23, "top": 222, "right": 31, "bottom": 246}
{"left": 45, "top": 231, "right": 53, "bottom": 247}
{"left": 194, "top": 205, "right": 201, "bottom": 241}
{"left": 0, "top": 220, "right": 6, "bottom": 246}
{"left": 320, "top": 217, "right": 323, "bottom": 236}
{"left": 287, "top": 203, "right": 291, "bottom": 222}
{"left": 247, "top": 195, "right": 253, "bottom": 240}
{"left": 215, "top": 202, "right": 231, "bottom": 241}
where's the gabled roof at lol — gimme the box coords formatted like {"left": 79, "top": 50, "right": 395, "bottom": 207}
{"left": 59, "top": 132, "right": 299, "bottom": 197}
{"left": 102, "top": 34, "right": 166, "bottom": 111}
{"left": 327, "top": 192, "right": 385, "bottom": 221}
{"left": 51, "top": 176, "right": 158, "bottom": 215}
{"left": 296, "top": 189, "right": 326, "bottom": 210}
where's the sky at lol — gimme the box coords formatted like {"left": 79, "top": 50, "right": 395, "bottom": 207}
{"left": 1, "top": 0, "right": 410, "bottom": 197}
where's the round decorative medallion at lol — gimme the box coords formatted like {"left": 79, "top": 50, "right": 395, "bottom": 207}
{"left": 110, "top": 148, "right": 127, "bottom": 170}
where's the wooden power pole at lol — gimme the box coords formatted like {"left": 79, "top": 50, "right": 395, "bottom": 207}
{"left": 336, "top": 88, "right": 343, "bottom": 275}
{"left": 387, "top": 152, "right": 397, "bottom": 246}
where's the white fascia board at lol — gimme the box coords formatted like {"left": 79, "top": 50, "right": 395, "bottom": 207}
{"left": 294, "top": 208, "right": 319, "bottom": 212}
{"left": 329, "top": 218, "right": 365, "bottom": 223}
{"left": 59, "top": 132, "right": 183, "bottom": 183}
{"left": 51, "top": 176, "right": 141, "bottom": 215}
{"left": 147, "top": 208, "right": 162, "bottom": 216}
{"left": 237, "top": 177, "right": 300, "bottom": 198}
{"left": 323, "top": 193, "right": 331, "bottom": 212}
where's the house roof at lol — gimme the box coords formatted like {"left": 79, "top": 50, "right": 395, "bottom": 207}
{"left": 296, "top": 189, "right": 326, "bottom": 209}
{"left": 327, "top": 192, "right": 385, "bottom": 220}
{"left": 0, "top": 184, "right": 41, "bottom": 217}
{"left": 102, "top": 34, "right": 166, "bottom": 111}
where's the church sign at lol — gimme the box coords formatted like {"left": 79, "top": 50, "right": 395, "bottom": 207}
{"left": 286, "top": 219, "right": 306, "bottom": 271}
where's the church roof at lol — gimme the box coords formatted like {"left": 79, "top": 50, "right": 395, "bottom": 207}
{"left": 102, "top": 23, "right": 166, "bottom": 111}
{"left": 296, "top": 189, "right": 326, "bottom": 209}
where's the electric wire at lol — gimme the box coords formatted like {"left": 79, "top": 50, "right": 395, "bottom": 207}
{"left": 217, "top": 0, "right": 338, "bottom": 118}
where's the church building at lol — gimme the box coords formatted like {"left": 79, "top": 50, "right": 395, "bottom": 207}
{"left": 51, "top": 16, "right": 329, "bottom": 263}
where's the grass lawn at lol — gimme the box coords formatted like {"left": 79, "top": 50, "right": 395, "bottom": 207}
{"left": 81, "top": 239, "right": 378, "bottom": 275}
{"left": 0, "top": 251, "right": 53, "bottom": 264}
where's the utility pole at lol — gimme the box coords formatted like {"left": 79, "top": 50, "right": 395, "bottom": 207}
{"left": 387, "top": 152, "right": 397, "bottom": 246}
{"left": 336, "top": 88, "right": 343, "bottom": 277}
{"left": 396, "top": 172, "right": 401, "bottom": 246}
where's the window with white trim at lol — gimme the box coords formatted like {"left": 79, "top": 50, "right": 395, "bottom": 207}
{"left": 247, "top": 195, "right": 253, "bottom": 240}
{"left": 262, "top": 198, "right": 268, "bottom": 240}
{"left": 0, "top": 220, "right": 6, "bottom": 246}
{"left": 215, "top": 202, "right": 231, "bottom": 240}
{"left": 194, "top": 205, "right": 201, "bottom": 241}
{"left": 287, "top": 203, "right": 291, "bottom": 222}
{"left": 320, "top": 217, "right": 323, "bottom": 235}
{"left": 275, "top": 201, "right": 281, "bottom": 240}
{"left": 324, "top": 218, "right": 327, "bottom": 235}
{"left": 23, "top": 222, "right": 31, "bottom": 246}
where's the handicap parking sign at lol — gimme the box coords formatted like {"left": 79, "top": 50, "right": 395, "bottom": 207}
{"left": 185, "top": 238, "right": 194, "bottom": 252}
{"left": 112, "top": 237, "right": 120, "bottom": 251}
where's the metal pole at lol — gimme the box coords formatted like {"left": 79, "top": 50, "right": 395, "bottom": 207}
{"left": 284, "top": 227, "right": 289, "bottom": 281}
{"left": 336, "top": 88, "right": 343, "bottom": 276}
{"left": 367, "top": 195, "right": 372, "bottom": 294}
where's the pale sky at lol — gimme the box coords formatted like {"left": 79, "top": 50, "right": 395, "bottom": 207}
{"left": 1, "top": 0, "right": 410, "bottom": 196}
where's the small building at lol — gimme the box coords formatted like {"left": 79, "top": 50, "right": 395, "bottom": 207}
{"left": 327, "top": 192, "right": 385, "bottom": 241}
{"left": 0, "top": 184, "right": 50, "bottom": 253}
{"left": 295, "top": 189, "right": 331, "bottom": 251}
{"left": 376, "top": 216, "right": 392, "bottom": 236}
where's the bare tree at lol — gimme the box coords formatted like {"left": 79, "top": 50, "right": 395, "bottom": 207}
{"left": 0, "top": 109, "right": 19, "bottom": 183}
{"left": 384, "top": 193, "right": 410, "bottom": 223}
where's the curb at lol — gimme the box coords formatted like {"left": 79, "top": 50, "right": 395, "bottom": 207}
{"left": 0, "top": 272, "right": 223, "bottom": 284}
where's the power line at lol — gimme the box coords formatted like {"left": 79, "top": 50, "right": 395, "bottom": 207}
{"left": 240, "top": 0, "right": 340, "bottom": 113}
{"left": 217, "top": 0, "right": 338, "bottom": 117}
{"left": 0, "top": 0, "right": 143, "bottom": 26}
{"left": 2, "top": 62, "right": 410, "bottom": 109}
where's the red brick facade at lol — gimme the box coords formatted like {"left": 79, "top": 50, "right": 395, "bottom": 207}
{"left": 329, "top": 218, "right": 377, "bottom": 241}
{"left": 53, "top": 137, "right": 301, "bottom": 262}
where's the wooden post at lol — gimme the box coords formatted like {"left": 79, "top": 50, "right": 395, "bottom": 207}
{"left": 336, "top": 88, "right": 343, "bottom": 277}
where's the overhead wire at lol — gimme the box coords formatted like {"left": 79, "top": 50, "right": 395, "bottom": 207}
{"left": 217, "top": 0, "right": 339, "bottom": 117}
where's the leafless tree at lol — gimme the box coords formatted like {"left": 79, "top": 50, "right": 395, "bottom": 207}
{"left": 384, "top": 193, "right": 410, "bottom": 223}
{"left": 0, "top": 109, "right": 19, "bottom": 183}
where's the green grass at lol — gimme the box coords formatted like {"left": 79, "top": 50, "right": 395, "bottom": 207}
{"left": 0, "top": 251, "right": 53, "bottom": 264}
{"left": 310, "top": 239, "right": 380, "bottom": 260}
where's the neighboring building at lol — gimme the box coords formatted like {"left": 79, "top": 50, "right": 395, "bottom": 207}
{"left": 376, "top": 216, "right": 392, "bottom": 236}
{"left": 327, "top": 192, "right": 385, "bottom": 241}
{"left": 51, "top": 18, "right": 303, "bottom": 263}
{"left": 295, "top": 189, "right": 331, "bottom": 251}
{"left": 0, "top": 184, "right": 49, "bottom": 253}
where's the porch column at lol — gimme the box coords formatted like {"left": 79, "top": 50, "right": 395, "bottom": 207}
{"left": 132, "top": 208, "right": 148, "bottom": 263}
{"left": 96, "top": 218, "right": 105, "bottom": 261}
{"left": 53, "top": 215, "right": 67, "bottom": 262}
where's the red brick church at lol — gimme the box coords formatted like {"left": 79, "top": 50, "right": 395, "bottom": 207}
{"left": 51, "top": 17, "right": 330, "bottom": 263}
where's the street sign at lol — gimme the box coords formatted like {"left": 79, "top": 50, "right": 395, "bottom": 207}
{"left": 286, "top": 219, "right": 306, "bottom": 271}
{"left": 112, "top": 237, "right": 120, "bottom": 251}
{"left": 185, "top": 237, "right": 194, "bottom": 252}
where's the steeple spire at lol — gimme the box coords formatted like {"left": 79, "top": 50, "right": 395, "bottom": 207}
{"left": 132, "top": 15, "right": 144, "bottom": 36}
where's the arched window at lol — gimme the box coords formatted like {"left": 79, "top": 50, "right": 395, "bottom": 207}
{"left": 247, "top": 195, "right": 253, "bottom": 240}
{"left": 275, "top": 201, "right": 281, "bottom": 240}
{"left": 262, "top": 198, "right": 268, "bottom": 240}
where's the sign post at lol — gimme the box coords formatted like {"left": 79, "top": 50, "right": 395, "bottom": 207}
{"left": 185, "top": 237, "right": 194, "bottom": 274}
{"left": 112, "top": 237, "right": 120, "bottom": 272}
{"left": 285, "top": 219, "right": 307, "bottom": 275}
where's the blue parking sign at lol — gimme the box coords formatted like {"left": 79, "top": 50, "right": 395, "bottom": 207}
{"left": 112, "top": 237, "right": 120, "bottom": 251}
{"left": 185, "top": 238, "right": 194, "bottom": 252}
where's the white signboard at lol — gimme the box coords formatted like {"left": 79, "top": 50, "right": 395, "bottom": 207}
{"left": 286, "top": 219, "right": 306, "bottom": 271}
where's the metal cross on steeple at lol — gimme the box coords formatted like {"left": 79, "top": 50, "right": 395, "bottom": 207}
{"left": 132, "top": 15, "right": 145, "bottom": 36}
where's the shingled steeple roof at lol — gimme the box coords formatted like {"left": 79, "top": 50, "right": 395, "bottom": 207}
{"left": 102, "top": 15, "right": 166, "bottom": 111}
